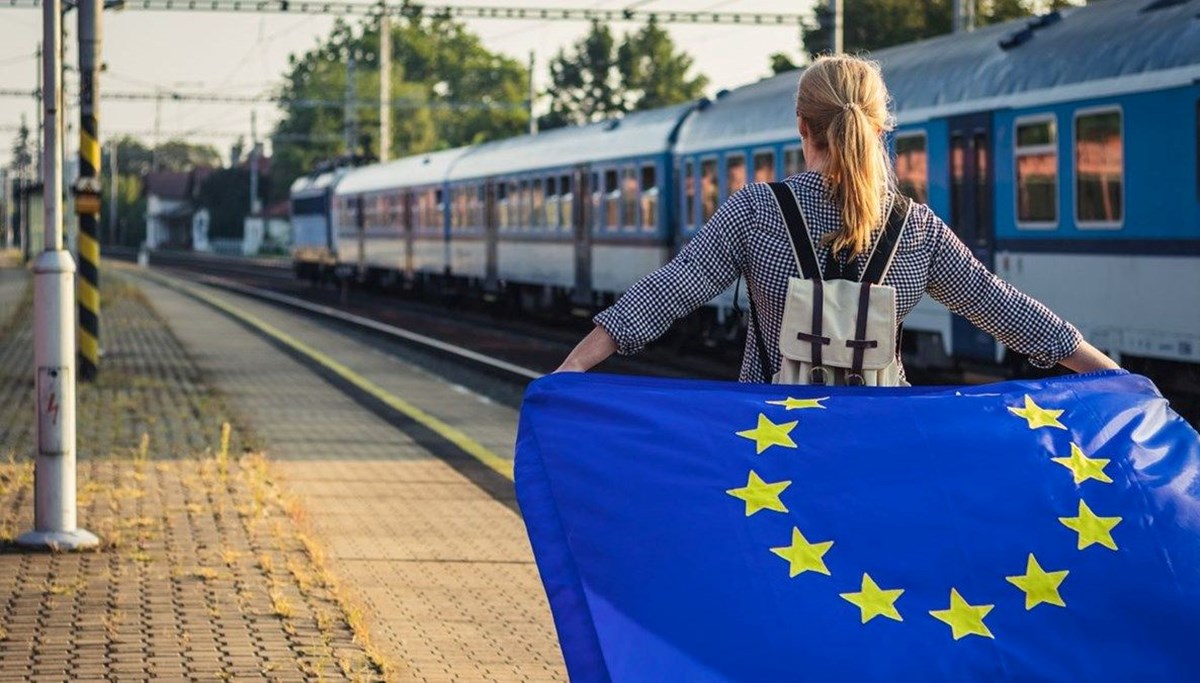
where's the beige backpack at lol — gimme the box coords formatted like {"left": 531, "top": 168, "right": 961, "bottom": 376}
{"left": 749, "top": 183, "right": 911, "bottom": 387}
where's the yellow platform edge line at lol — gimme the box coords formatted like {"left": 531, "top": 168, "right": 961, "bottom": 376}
{"left": 135, "top": 268, "right": 515, "bottom": 481}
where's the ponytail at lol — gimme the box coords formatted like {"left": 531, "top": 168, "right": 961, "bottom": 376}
{"left": 795, "top": 56, "right": 895, "bottom": 258}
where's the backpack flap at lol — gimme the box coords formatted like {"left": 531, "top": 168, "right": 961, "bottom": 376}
{"left": 777, "top": 277, "right": 897, "bottom": 371}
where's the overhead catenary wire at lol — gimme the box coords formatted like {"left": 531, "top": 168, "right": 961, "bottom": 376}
{"left": 0, "top": 87, "right": 528, "bottom": 112}
{"left": 0, "top": 0, "right": 806, "bottom": 25}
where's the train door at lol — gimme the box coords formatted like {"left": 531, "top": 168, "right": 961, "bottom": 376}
{"left": 354, "top": 194, "right": 366, "bottom": 279}
{"left": 402, "top": 190, "right": 414, "bottom": 285}
{"left": 484, "top": 180, "right": 499, "bottom": 294}
{"left": 572, "top": 166, "right": 593, "bottom": 307}
{"left": 948, "top": 112, "right": 997, "bottom": 362}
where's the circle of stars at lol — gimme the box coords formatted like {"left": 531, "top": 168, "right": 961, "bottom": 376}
{"left": 726, "top": 392, "right": 1123, "bottom": 642}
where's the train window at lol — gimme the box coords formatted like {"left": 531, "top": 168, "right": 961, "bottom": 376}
{"left": 434, "top": 189, "right": 445, "bottom": 232}
{"left": 701, "top": 158, "right": 718, "bottom": 222}
{"left": 683, "top": 160, "right": 696, "bottom": 230}
{"left": 725, "top": 154, "right": 746, "bottom": 201}
{"left": 641, "top": 164, "right": 657, "bottom": 234}
{"left": 516, "top": 179, "right": 528, "bottom": 229}
{"left": 545, "top": 177, "right": 559, "bottom": 230}
{"left": 1075, "top": 109, "right": 1123, "bottom": 227}
{"left": 531, "top": 178, "right": 545, "bottom": 229}
{"left": 754, "top": 151, "right": 775, "bottom": 183}
{"left": 559, "top": 175, "right": 572, "bottom": 231}
{"left": 605, "top": 169, "right": 620, "bottom": 232}
{"left": 622, "top": 166, "right": 639, "bottom": 232}
{"left": 784, "top": 146, "right": 805, "bottom": 176}
{"left": 1015, "top": 117, "right": 1058, "bottom": 227}
{"left": 497, "top": 183, "right": 509, "bottom": 232}
{"left": 474, "top": 185, "right": 485, "bottom": 229}
{"left": 894, "top": 133, "right": 929, "bottom": 204}
{"left": 591, "top": 172, "right": 601, "bottom": 233}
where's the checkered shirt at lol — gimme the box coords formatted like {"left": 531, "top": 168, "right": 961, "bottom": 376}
{"left": 594, "top": 171, "right": 1082, "bottom": 383}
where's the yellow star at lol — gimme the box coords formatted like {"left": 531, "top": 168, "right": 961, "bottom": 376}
{"left": 1059, "top": 500, "right": 1122, "bottom": 550}
{"left": 840, "top": 573, "right": 904, "bottom": 623}
{"left": 1006, "top": 553, "right": 1068, "bottom": 610}
{"left": 1008, "top": 395, "right": 1067, "bottom": 430}
{"left": 766, "top": 397, "right": 828, "bottom": 411}
{"left": 1051, "top": 443, "right": 1113, "bottom": 485}
{"left": 726, "top": 471, "right": 791, "bottom": 516}
{"left": 770, "top": 527, "right": 833, "bottom": 578}
{"left": 736, "top": 413, "right": 798, "bottom": 455}
{"left": 929, "top": 589, "right": 994, "bottom": 640}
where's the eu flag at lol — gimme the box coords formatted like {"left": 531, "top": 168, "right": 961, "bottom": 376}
{"left": 515, "top": 370, "right": 1200, "bottom": 682}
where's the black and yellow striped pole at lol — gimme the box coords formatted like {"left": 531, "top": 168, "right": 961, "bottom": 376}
{"left": 75, "top": 0, "right": 102, "bottom": 381}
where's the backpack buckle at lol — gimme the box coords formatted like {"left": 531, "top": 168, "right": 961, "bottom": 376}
{"left": 847, "top": 373, "right": 866, "bottom": 387}
{"left": 809, "top": 367, "right": 828, "bottom": 386}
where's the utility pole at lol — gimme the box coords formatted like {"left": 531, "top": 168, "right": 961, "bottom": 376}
{"left": 76, "top": 0, "right": 103, "bottom": 381}
{"left": 17, "top": 0, "right": 99, "bottom": 551}
{"left": 344, "top": 46, "right": 357, "bottom": 157}
{"left": 830, "top": 0, "right": 843, "bottom": 54}
{"left": 108, "top": 139, "right": 117, "bottom": 245}
{"left": 35, "top": 42, "right": 43, "bottom": 178}
{"left": 249, "top": 110, "right": 261, "bottom": 215}
{"left": 528, "top": 51, "right": 537, "bottom": 136}
{"left": 378, "top": 3, "right": 390, "bottom": 162}
{"left": 152, "top": 90, "right": 162, "bottom": 171}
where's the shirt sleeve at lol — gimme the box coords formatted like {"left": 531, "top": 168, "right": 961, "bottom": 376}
{"left": 923, "top": 208, "right": 1082, "bottom": 369}
{"left": 593, "top": 187, "right": 749, "bottom": 355}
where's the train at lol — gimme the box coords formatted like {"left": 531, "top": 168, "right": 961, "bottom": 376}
{"left": 290, "top": 0, "right": 1200, "bottom": 388}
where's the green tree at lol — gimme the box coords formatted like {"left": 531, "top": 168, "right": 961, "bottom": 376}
{"left": 544, "top": 19, "right": 709, "bottom": 130}
{"left": 196, "top": 167, "right": 258, "bottom": 239}
{"left": 543, "top": 21, "right": 624, "bottom": 129}
{"left": 7, "top": 117, "right": 33, "bottom": 175}
{"left": 618, "top": 18, "right": 708, "bottom": 112}
{"left": 270, "top": 14, "right": 529, "bottom": 203}
{"left": 769, "top": 52, "right": 799, "bottom": 76}
{"left": 801, "top": 0, "right": 1084, "bottom": 58}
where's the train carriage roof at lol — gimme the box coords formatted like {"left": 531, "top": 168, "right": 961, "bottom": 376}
{"left": 289, "top": 167, "right": 346, "bottom": 198}
{"left": 676, "top": 0, "right": 1200, "bottom": 154}
{"left": 446, "top": 102, "right": 695, "bottom": 182}
{"left": 333, "top": 146, "right": 472, "bottom": 197}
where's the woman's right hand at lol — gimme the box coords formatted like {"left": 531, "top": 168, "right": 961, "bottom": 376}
{"left": 554, "top": 326, "right": 618, "bottom": 374}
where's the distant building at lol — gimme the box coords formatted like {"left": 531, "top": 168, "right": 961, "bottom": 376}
{"left": 143, "top": 167, "right": 212, "bottom": 249}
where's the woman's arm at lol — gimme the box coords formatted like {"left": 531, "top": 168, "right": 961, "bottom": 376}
{"left": 1058, "top": 340, "right": 1120, "bottom": 373}
{"left": 923, "top": 209, "right": 1119, "bottom": 373}
{"left": 555, "top": 325, "right": 618, "bottom": 373}
{"left": 554, "top": 187, "right": 756, "bottom": 372}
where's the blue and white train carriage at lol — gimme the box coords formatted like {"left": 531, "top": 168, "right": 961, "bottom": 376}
{"left": 292, "top": 0, "right": 1200, "bottom": 382}
{"left": 443, "top": 103, "right": 693, "bottom": 310}
{"left": 672, "top": 0, "right": 1200, "bottom": 378}
{"left": 290, "top": 166, "right": 349, "bottom": 280}
{"left": 331, "top": 146, "right": 471, "bottom": 290}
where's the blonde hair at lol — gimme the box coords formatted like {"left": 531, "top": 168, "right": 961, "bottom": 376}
{"left": 796, "top": 55, "right": 895, "bottom": 257}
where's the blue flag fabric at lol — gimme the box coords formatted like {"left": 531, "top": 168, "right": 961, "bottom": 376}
{"left": 515, "top": 371, "right": 1200, "bottom": 682}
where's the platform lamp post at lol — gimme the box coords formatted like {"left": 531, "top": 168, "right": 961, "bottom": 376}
{"left": 17, "top": 0, "right": 100, "bottom": 551}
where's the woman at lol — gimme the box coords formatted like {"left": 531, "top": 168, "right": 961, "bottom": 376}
{"left": 557, "top": 54, "right": 1117, "bottom": 380}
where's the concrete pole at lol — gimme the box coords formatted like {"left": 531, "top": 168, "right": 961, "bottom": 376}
{"left": 249, "top": 110, "right": 261, "bottom": 215}
{"left": 378, "top": 4, "right": 391, "bottom": 162}
{"left": 344, "top": 47, "right": 357, "bottom": 157}
{"left": 831, "top": 0, "right": 843, "bottom": 54}
{"left": 35, "top": 43, "right": 43, "bottom": 179}
{"left": 18, "top": 0, "right": 100, "bottom": 551}
{"left": 528, "top": 51, "right": 537, "bottom": 136}
{"left": 108, "top": 140, "right": 117, "bottom": 245}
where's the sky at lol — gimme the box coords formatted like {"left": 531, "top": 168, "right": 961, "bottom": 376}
{"left": 0, "top": 0, "right": 814, "bottom": 169}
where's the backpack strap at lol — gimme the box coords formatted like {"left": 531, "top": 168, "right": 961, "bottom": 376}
{"left": 745, "top": 288, "right": 774, "bottom": 382}
{"left": 859, "top": 195, "right": 911, "bottom": 285}
{"left": 767, "top": 182, "right": 821, "bottom": 280}
{"left": 768, "top": 182, "right": 829, "bottom": 385}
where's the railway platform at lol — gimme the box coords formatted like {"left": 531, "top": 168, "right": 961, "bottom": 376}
{"left": 0, "top": 259, "right": 565, "bottom": 682}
